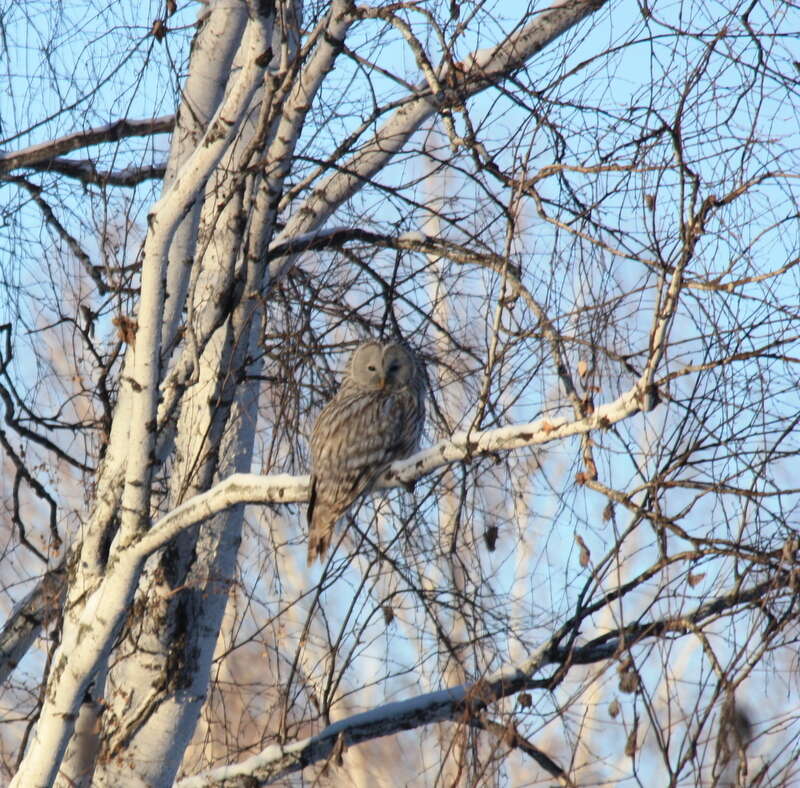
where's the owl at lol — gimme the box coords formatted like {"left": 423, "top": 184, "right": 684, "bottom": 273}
{"left": 307, "top": 340, "right": 426, "bottom": 565}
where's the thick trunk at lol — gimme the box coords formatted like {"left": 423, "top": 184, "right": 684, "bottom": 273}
{"left": 161, "top": 3, "right": 248, "bottom": 351}
{"left": 93, "top": 1, "right": 309, "bottom": 782}
{"left": 95, "top": 331, "right": 263, "bottom": 786}
{"left": 9, "top": 5, "right": 274, "bottom": 786}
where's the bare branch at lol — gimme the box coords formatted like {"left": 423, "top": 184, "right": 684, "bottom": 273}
{"left": 25, "top": 158, "right": 167, "bottom": 187}
{"left": 273, "top": 0, "right": 610, "bottom": 262}
{"left": 0, "top": 116, "right": 174, "bottom": 174}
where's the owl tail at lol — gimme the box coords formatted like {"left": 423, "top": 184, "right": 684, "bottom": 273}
{"left": 307, "top": 522, "right": 334, "bottom": 566}
{"left": 307, "top": 480, "right": 338, "bottom": 566}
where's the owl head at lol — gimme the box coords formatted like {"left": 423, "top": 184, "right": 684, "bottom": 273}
{"left": 347, "top": 341, "right": 418, "bottom": 392}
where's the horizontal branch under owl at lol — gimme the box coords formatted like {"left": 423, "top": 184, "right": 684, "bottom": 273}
{"left": 136, "top": 379, "right": 652, "bottom": 561}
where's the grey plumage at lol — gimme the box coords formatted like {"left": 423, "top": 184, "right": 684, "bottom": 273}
{"left": 307, "top": 340, "right": 426, "bottom": 565}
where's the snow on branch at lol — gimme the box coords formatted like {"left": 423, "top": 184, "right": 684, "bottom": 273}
{"left": 176, "top": 568, "right": 793, "bottom": 787}
{"left": 0, "top": 376, "right": 651, "bottom": 687}
{"left": 136, "top": 380, "right": 649, "bottom": 559}
{"left": 173, "top": 639, "right": 560, "bottom": 787}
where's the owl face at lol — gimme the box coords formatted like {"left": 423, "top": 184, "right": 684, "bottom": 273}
{"left": 349, "top": 341, "right": 415, "bottom": 391}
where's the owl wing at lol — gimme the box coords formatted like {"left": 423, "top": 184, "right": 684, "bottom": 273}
{"left": 306, "top": 385, "right": 424, "bottom": 565}
{"left": 307, "top": 387, "right": 390, "bottom": 564}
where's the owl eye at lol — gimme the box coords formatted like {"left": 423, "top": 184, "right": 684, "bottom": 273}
{"left": 367, "top": 364, "right": 377, "bottom": 372}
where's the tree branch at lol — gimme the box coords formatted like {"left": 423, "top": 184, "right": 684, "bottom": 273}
{"left": 271, "top": 0, "right": 609, "bottom": 275}
{"left": 0, "top": 379, "right": 644, "bottom": 685}
{"left": 468, "top": 716, "right": 577, "bottom": 788}
{"left": 174, "top": 568, "right": 793, "bottom": 787}
{"left": 0, "top": 565, "right": 66, "bottom": 685}
{"left": 9, "top": 177, "right": 109, "bottom": 295}
{"left": 136, "top": 378, "right": 645, "bottom": 559}
{"left": 26, "top": 158, "right": 167, "bottom": 187}
{"left": 0, "top": 116, "right": 174, "bottom": 175}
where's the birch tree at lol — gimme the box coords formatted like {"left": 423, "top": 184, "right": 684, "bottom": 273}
{"left": 1, "top": 0, "right": 799, "bottom": 785}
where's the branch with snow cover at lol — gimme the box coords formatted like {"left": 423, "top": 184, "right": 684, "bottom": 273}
{"left": 176, "top": 570, "right": 792, "bottom": 787}
{"left": 0, "top": 376, "right": 651, "bottom": 693}
{"left": 136, "top": 377, "right": 652, "bottom": 557}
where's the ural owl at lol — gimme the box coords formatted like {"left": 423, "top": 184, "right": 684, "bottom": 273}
{"left": 307, "top": 340, "right": 426, "bottom": 565}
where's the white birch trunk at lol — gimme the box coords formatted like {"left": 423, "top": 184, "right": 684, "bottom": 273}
{"left": 93, "top": 1, "right": 358, "bottom": 782}
{"left": 161, "top": 3, "right": 248, "bottom": 350}
{"left": 10, "top": 5, "right": 275, "bottom": 786}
